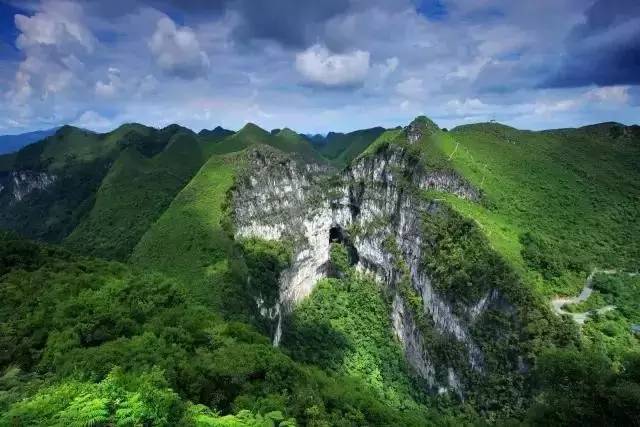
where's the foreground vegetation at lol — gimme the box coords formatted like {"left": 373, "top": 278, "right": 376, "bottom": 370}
{"left": 0, "top": 232, "right": 455, "bottom": 426}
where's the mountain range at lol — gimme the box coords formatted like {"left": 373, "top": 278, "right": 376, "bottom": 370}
{"left": 1, "top": 117, "right": 639, "bottom": 425}
{"left": 0, "top": 127, "right": 59, "bottom": 155}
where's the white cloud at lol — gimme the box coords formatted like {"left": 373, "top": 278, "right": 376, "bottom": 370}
{"left": 447, "top": 57, "right": 492, "bottom": 81}
{"left": 95, "top": 67, "right": 121, "bottom": 97}
{"left": 534, "top": 85, "right": 630, "bottom": 116}
{"left": 14, "top": 1, "right": 95, "bottom": 53}
{"left": 380, "top": 57, "right": 399, "bottom": 78}
{"left": 149, "top": 16, "right": 210, "bottom": 79}
{"left": 72, "top": 110, "right": 113, "bottom": 131}
{"left": 7, "top": 1, "right": 94, "bottom": 108}
{"left": 446, "top": 98, "right": 492, "bottom": 115}
{"left": 295, "top": 44, "right": 370, "bottom": 86}
{"left": 585, "top": 85, "right": 630, "bottom": 104}
{"left": 395, "top": 77, "right": 424, "bottom": 99}
{"left": 534, "top": 99, "right": 580, "bottom": 116}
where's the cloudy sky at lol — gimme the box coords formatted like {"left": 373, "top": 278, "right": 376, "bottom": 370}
{"left": 0, "top": 0, "right": 638, "bottom": 134}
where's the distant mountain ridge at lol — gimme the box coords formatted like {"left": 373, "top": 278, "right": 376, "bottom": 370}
{"left": 0, "top": 127, "right": 60, "bottom": 155}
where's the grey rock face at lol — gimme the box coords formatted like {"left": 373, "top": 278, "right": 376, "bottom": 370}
{"left": 232, "top": 145, "right": 505, "bottom": 393}
{"left": 0, "top": 170, "right": 56, "bottom": 202}
{"left": 391, "top": 293, "right": 436, "bottom": 385}
{"left": 406, "top": 122, "right": 424, "bottom": 144}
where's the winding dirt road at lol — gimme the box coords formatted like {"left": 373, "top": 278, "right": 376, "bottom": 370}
{"left": 551, "top": 269, "right": 616, "bottom": 325}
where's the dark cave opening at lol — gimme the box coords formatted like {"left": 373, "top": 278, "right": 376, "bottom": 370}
{"left": 329, "top": 226, "right": 344, "bottom": 244}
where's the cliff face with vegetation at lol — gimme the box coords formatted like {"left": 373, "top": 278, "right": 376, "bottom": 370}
{"left": 232, "top": 119, "right": 525, "bottom": 397}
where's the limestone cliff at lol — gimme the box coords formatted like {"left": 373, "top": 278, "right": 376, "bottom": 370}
{"left": 232, "top": 122, "right": 515, "bottom": 395}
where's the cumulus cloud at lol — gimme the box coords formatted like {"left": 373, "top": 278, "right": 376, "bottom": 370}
{"left": 0, "top": 0, "right": 638, "bottom": 135}
{"left": 95, "top": 67, "right": 121, "bottom": 97}
{"left": 545, "top": 0, "right": 640, "bottom": 87}
{"left": 7, "top": 1, "right": 94, "bottom": 107}
{"left": 14, "top": 2, "right": 95, "bottom": 52}
{"left": 149, "top": 16, "right": 210, "bottom": 79}
{"left": 396, "top": 77, "right": 425, "bottom": 100}
{"left": 72, "top": 110, "right": 114, "bottom": 131}
{"left": 295, "top": 44, "right": 370, "bottom": 87}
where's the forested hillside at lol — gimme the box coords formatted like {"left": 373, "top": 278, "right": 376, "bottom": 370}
{"left": 0, "top": 117, "right": 639, "bottom": 426}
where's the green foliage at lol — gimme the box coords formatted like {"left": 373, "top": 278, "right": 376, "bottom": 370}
{"left": 272, "top": 128, "right": 324, "bottom": 164}
{"left": 2, "top": 368, "right": 184, "bottom": 426}
{"left": 329, "top": 243, "right": 350, "bottom": 275}
{"left": 316, "top": 127, "right": 386, "bottom": 167}
{"left": 359, "top": 128, "right": 403, "bottom": 159}
{"left": 444, "top": 122, "right": 640, "bottom": 296}
{"left": 580, "top": 273, "right": 640, "bottom": 359}
{"left": 0, "top": 157, "right": 112, "bottom": 242}
{"left": 527, "top": 348, "right": 640, "bottom": 426}
{"left": 421, "top": 206, "right": 503, "bottom": 306}
{"left": 130, "top": 153, "right": 250, "bottom": 318}
{"left": 0, "top": 233, "right": 465, "bottom": 426}
{"left": 0, "top": 123, "right": 208, "bottom": 246}
{"left": 519, "top": 232, "right": 564, "bottom": 279}
{"left": 240, "top": 238, "right": 292, "bottom": 305}
{"left": 207, "top": 124, "right": 322, "bottom": 164}
{"left": 64, "top": 131, "right": 207, "bottom": 260}
{"left": 284, "top": 273, "right": 431, "bottom": 415}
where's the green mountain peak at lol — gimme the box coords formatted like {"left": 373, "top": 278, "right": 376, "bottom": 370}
{"left": 409, "top": 115, "right": 440, "bottom": 133}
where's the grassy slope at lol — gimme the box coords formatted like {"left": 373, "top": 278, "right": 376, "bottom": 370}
{"left": 273, "top": 128, "right": 324, "bottom": 163}
{"left": 130, "top": 153, "right": 249, "bottom": 317}
{"left": 208, "top": 123, "right": 323, "bottom": 163}
{"left": 423, "top": 122, "right": 640, "bottom": 296}
{"left": 0, "top": 124, "right": 178, "bottom": 243}
{"left": 64, "top": 131, "right": 207, "bottom": 260}
{"left": 318, "top": 127, "right": 386, "bottom": 167}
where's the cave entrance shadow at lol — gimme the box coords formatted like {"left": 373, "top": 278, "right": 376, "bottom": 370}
{"left": 329, "top": 225, "right": 359, "bottom": 267}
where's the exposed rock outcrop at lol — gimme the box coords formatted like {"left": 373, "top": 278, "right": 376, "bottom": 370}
{"left": 232, "top": 136, "right": 507, "bottom": 394}
{"left": 0, "top": 171, "right": 56, "bottom": 202}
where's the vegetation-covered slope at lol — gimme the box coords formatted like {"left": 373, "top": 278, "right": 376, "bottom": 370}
{"left": 405, "top": 120, "right": 640, "bottom": 297}
{"left": 209, "top": 123, "right": 323, "bottom": 164}
{"left": 64, "top": 131, "right": 208, "bottom": 260}
{"left": 314, "top": 127, "right": 386, "bottom": 167}
{"left": 130, "top": 152, "right": 247, "bottom": 316}
{"left": 0, "top": 124, "right": 192, "bottom": 243}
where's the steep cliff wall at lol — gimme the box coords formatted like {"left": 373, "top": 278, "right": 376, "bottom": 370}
{"left": 232, "top": 126, "right": 516, "bottom": 394}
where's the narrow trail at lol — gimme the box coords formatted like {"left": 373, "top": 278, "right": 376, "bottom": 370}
{"left": 448, "top": 142, "right": 459, "bottom": 160}
{"left": 551, "top": 269, "right": 618, "bottom": 325}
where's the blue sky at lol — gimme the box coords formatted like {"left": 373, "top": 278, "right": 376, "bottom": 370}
{"left": 0, "top": 0, "right": 638, "bottom": 134}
